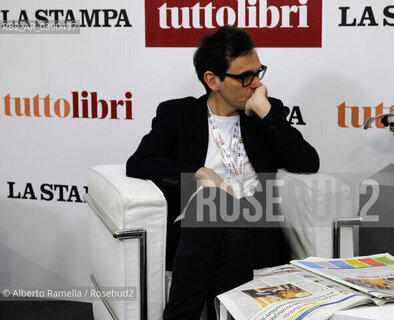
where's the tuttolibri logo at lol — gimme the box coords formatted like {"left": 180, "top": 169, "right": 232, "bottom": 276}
{"left": 337, "top": 102, "right": 394, "bottom": 128}
{"left": 3, "top": 91, "right": 133, "bottom": 120}
{"left": 145, "top": 0, "right": 322, "bottom": 47}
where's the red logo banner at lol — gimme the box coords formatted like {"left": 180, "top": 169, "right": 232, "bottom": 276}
{"left": 145, "top": 0, "right": 322, "bottom": 47}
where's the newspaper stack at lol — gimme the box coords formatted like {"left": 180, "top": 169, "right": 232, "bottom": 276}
{"left": 217, "top": 253, "right": 394, "bottom": 320}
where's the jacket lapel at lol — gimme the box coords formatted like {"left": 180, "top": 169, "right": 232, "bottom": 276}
{"left": 191, "top": 95, "right": 209, "bottom": 166}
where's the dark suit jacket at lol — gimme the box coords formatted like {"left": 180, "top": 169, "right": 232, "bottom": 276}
{"left": 126, "top": 94, "right": 319, "bottom": 268}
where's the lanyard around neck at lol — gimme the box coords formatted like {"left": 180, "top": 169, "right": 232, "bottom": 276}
{"left": 207, "top": 105, "right": 245, "bottom": 183}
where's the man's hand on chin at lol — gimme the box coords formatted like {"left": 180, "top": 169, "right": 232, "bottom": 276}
{"left": 245, "top": 84, "right": 271, "bottom": 119}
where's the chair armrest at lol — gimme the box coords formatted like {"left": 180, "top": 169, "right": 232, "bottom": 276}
{"left": 88, "top": 164, "right": 167, "bottom": 230}
{"left": 332, "top": 217, "right": 363, "bottom": 258}
{"left": 88, "top": 164, "right": 167, "bottom": 320}
{"left": 277, "top": 169, "right": 353, "bottom": 259}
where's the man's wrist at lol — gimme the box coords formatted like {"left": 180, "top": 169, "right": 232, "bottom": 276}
{"left": 253, "top": 101, "right": 271, "bottom": 119}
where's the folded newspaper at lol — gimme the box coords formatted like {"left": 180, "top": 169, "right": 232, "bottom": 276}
{"left": 216, "top": 253, "right": 394, "bottom": 320}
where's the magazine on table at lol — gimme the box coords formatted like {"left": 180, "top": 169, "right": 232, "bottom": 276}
{"left": 216, "top": 253, "right": 394, "bottom": 320}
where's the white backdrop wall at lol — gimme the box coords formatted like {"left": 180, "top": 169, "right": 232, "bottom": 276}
{"left": 0, "top": 0, "right": 393, "bottom": 297}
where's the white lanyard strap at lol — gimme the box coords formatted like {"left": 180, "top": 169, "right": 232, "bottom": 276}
{"left": 207, "top": 105, "right": 245, "bottom": 182}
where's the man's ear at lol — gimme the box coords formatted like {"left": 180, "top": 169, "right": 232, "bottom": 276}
{"left": 203, "top": 71, "right": 221, "bottom": 92}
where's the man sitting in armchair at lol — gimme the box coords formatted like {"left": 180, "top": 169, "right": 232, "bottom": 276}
{"left": 127, "top": 25, "right": 319, "bottom": 320}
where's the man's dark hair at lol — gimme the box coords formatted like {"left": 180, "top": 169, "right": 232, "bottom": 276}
{"left": 193, "top": 25, "right": 256, "bottom": 93}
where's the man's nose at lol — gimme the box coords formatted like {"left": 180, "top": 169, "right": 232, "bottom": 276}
{"left": 249, "top": 76, "right": 262, "bottom": 89}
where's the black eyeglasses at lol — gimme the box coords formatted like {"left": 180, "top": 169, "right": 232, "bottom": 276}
{"left": 223, "top": 64, "right": 267, "bottom": 87}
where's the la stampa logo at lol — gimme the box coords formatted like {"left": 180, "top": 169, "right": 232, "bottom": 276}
{"left": 145, "top": 0, "right": 322, "bottom": 47}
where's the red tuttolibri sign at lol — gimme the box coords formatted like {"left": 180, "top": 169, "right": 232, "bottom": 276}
{"left": 145, "top": 0, "right": 322, "bottom": 47}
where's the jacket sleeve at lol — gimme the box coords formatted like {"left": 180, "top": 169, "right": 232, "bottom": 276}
{"left": 126, "top": 102, "right": 201, "bottom": 188}
{"left": 257, "top": 98, "right": 320, "bottom": 173}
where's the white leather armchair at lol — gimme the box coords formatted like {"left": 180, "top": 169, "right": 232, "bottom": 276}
{"left": 86, "top": 165, "right": 353, "bottom": 320}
